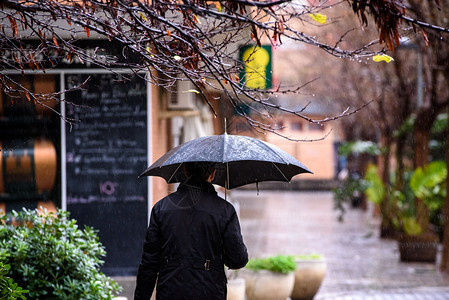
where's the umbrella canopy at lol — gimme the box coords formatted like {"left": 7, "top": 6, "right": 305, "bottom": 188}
{"left": 139, "top": 133, "right": 312, "bottom": 189}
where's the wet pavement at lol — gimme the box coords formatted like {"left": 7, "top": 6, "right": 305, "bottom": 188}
{"left": 232, "top": 190, "right": 449, "bottom": 299}
{"left": 114, "top": 190, "right": 449, "bottom": 299}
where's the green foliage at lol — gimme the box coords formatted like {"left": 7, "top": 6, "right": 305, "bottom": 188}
{"left": 245, "top": 255, "right": 296, "bottom": 274}
{"left": 393, "top": 115, "right": 415, "bottom": 138}
{"left": 401, "top": 217, "right": 422, "bottom": 236}
{"left": 0, "top": 209, "right": 121, "bottom": 300}
{"left": 431, "top": 113, "right": 448, "bottom": 135}
{"left": 364, "top": 164, "right": 385, "bottom": 205}
{"left": 293, "top": 254, "right": 323, "bottom": 260}
{"left": 361, "top": 161, "right": 446, "bottom": 236}
{"left": 337, "top": 141, "right": 382, "bottom": 157}
{"left": 409, "top": 161, "right": 446, "bottom": 211}
{"left": 393, "top": 113, "right": 447, "bottom": 137}
{"left": 333, "top": 175, "right": 368, "bottom": 221}
{"left": 0, "top": 262, "right": 29, "bottom": 300}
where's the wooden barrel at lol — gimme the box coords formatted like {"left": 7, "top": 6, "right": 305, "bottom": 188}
{"left": 0, "top": 74, "right": 58, "bottom": 118}
{"left": 0, "top": 139, "right": 57, "bottom": 195}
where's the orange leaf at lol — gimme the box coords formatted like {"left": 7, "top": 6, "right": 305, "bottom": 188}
{"left": 279, "top": 21, "right": 284, "bottom": 34}
{"left": 8, "top": 16, "right": 18, "bottom": 37}
{"left": 167, "top": 30, "right": 171, "bottom": 37}
{"left": 25, "top": 92, "right": 31, "bottom": 102}
{"left": 52, "top": 34, "right": 59, "bottom": 47}
{"left": 84, "top": 27, "right": 90, "bottom": 37}
{"left": 421, "top": 29, "right": 429, "bottom": 47}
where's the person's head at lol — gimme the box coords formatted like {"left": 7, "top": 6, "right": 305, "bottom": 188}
{"left": 185, "top": 161, "right": 217, "bottom": 182}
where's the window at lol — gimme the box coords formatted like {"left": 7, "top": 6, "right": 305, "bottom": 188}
{"left": 308, "top": 122, "right": 325, "bottom": 131}
{"left": 291, "top": 121, "right": 302, "bottom": 131}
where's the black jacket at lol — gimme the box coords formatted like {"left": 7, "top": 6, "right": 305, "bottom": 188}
{"left": 134, "top": 177, "right": 248, "bottom": 300}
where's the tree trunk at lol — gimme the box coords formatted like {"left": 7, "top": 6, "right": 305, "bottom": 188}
{"left": 378, "top": 133, "right": 396, "bottom": 238}
{"left": 440, "top": 111, "right": 449, "bottom": 272}
{"left": 413, "top": 107, "right": 437, "bottom": 232}
{"left": 413, "top": 128, "right": 430, "bottom": 230}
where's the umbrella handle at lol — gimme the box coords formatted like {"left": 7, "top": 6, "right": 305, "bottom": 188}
{"left": 225, "top": 161, "right": 229, "bottom": 201}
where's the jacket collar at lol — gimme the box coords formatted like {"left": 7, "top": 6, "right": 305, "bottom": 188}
{"left": 177, "top": 175, "right": 217, "bottom": 194}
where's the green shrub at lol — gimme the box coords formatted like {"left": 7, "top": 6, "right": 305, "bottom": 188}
{"left": 293, "top": 254, "right": 323, "bottom": 261}
{"left": 410, "top": 160, "right": 446, "bottom": 211}
{"left": 245, "top": 255, "right": 296, "bottom": 274}
{"left": 0, "top": 209, "right": 121, "bottom": 300}
{"left": 364, "top": 164, "right": 385, "bottom": 205}
{"left": 0, "top": 262, "right": 29, "bottom": 300}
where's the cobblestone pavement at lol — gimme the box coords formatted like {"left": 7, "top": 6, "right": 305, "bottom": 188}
{"left": 231, "top": 190, "right": 449, "bottom": 299}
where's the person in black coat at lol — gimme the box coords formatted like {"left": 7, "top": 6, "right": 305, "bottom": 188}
{"left": 134, "top": 161, "right": 248, "bottom": 300}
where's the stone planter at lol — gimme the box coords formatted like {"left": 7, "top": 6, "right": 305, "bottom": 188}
{"left": 240, "top": 269, "right": 295, "bottom": 300}
{"left": 227, "top": 277, "right": 246, "bottom": 300}
{"left": 290, "top": 258, "right": 326, "bottom": 300}
{"left": 398, "top": 232, "right": 439, "bottom": 262}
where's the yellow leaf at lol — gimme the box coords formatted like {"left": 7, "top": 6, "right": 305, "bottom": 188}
{"left": 183, "top": 89, "right": 200, "bottom": 94}
{"left": 139, "top": 12, "right": 148, "bottom": 22}
{"left": 146, "top": 47, "right": 154, "bottom": 57}
{"left": 310, "top": 13, "right": 327, "bottom": 24}
{"left": 372, "top": 54, "right": 394, "bottom": 63}
{"left": 193, "top": 15, "right": 201, "bottom": 24}
{"left": 216, "top": 3, "right": 222, "bottom": 12}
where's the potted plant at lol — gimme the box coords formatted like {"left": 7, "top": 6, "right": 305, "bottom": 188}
{"left": 397, "top": 161, "right": 445, "bottom": 262}
{"left": 241, "top": 255, "right": 296, "bottom": 300}
{"left": 290, "top": 254, "right": 326, "bottom": 300}
{"left": 363, "top": 162, "right": 445, "bottom": 262}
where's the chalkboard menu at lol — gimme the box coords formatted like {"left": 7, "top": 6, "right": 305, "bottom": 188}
{"left": 65, "top": 73, "right": 148, "bottom": 275}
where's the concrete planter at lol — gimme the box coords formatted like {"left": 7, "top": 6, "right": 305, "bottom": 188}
{"left": 227, "top": 277, "right": 246, "bottom": 300}
{"left": 290, "top": 258, "right": 326, "bottom": 300}
{"left": 241, "top": 269, "right": 295, "bottom": 300}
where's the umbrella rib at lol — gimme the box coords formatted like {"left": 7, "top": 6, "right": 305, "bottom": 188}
{"left": 168, "top": 163, "right": 183, "bottom": 183}
{"left": 272, "top": 162, "right": 289, "bottom": 181}
{"left": 226, "top": 161, "right": 230, "bottom": 190}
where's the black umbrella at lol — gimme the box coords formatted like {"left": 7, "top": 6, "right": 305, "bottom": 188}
{"left": 139, "top": 133, "right": 312, "bottom": 189}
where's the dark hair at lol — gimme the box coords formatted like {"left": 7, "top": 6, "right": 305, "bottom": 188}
{"left": 185, "top": 162, "right": 217, "bottom": 181}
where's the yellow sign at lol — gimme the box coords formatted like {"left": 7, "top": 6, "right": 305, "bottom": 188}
{"left": 240, "top": 45, "right": 272, "bottom": 89}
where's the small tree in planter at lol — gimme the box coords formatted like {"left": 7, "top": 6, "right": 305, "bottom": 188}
{"left": 363, "top": 162, "right": 445, "bottom": 262}
{"left": 0, "top": 208, "right": 121, "bottom": 299}
{"left": 399, "top": 161, "right": 446, "bottom": 262}
{"left": 241, "top": 255, "right": 296, "bottom": 300}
